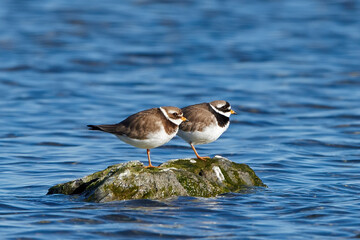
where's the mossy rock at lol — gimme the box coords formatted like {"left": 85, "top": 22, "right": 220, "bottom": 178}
{"left": 47, "top": 156, "right": 266, "bottom": 202}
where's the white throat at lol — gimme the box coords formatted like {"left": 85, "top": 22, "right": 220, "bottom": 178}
{"left": 159, "top": 107, "right": 183, "bottom": 126}
{"left": 210, "top": 104, "right": 231, "bottom": 118}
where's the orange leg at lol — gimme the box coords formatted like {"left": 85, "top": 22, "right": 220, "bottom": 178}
{"left": 190, "top": 144, "right": 210, "bottom": 161}
{"left": 144, "top": 149, "right": 159, "bottom": 168}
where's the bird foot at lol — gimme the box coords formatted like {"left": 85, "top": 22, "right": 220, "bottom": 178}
{"left": 144, "top": 164, "right": 160, "bottom": 169}
{"left": 197, "top": 156, "right": 210, "bottom": 161}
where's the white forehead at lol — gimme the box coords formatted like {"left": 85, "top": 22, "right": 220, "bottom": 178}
{"left": 214, "top": 102, "right": 230, "bottom": 109}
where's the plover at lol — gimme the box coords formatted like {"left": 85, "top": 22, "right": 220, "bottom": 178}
{"left": 88, "top": 106, "right": 187, "bottom": 168}
{"left": 177, "top": 100, "right": 236, "bottom": 160}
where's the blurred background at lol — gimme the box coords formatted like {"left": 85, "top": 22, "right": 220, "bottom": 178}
{"left": 0, "top": 0, "right": 360, "bottom": 239}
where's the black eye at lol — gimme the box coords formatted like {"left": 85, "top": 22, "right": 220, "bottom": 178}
{"left": 173, "top": 112, "right": 178, "bottom": 117}
{"left": 218, "top": 106, "right": 230, "bottom": 112}
{"left": 218, "top": 102, "right": 231, "bottom": 112}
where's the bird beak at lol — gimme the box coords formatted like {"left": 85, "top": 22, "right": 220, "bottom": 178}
{"left": 230, "top": 109, "right": 237, "bottom": 115}
{"left": 181, "top": 116, "right": 188, "bottom": 121}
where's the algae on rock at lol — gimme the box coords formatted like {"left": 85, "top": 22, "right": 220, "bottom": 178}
{"left": 47, "top": 156, "right": 266, "bottom": 202}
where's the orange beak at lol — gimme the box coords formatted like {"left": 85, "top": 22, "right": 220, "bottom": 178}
{"left": 230, "top": 109, "right": 237, "bottom": 115}
{"left": 181, "top": 116, "right": 187, "bottom": 121}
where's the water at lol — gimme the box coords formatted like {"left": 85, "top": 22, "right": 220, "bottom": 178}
{"left": 1, "top": 0, "right": 360, "bottom": 239}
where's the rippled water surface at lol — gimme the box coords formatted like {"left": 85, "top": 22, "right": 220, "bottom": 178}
{"left": 1, "top": 0, "right": 360, "bottom": 239}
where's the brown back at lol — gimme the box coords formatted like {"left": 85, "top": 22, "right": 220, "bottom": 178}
{"left": 179, "top": 103, "right": 217, "bottom": 132}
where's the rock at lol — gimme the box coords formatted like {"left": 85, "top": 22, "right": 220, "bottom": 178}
{"left": 47, "top": 156, "right": 266, "bottom": 202}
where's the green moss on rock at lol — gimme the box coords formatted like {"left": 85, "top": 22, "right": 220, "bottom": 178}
{"left": 47, "top": 156, "right": 266, "bottom": 202}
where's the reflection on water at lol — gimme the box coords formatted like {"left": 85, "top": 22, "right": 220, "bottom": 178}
{"left": 1, "top": 0, "right": 360, "bottom": 239}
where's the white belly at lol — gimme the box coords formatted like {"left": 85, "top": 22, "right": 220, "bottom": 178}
{"left": 178, "top": 123, "right": 229, "bottom": 145}
{"left": 116, "top": 128, "right": 178, "bottom": 149}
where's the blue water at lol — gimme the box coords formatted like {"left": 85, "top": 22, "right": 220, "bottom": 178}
{"left": 1, "top": 0, "right": 360, "bottom": 239}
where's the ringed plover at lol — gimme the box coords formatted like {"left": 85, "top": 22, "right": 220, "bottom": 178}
{"left": 177, "top": 100, "right": 236, "bottom": 160}
{"left": 88, "top": 106, "right": 187, "bottom": 168}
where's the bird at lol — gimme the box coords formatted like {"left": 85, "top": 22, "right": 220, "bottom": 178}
{"left": 87, "top": 106, "right": 187, "bottom": 168}
{"left": 177, "top": 100, "right": 236, "bottom": 160}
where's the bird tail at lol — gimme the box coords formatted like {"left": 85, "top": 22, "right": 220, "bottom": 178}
{"left": 87, "top": 124, "right": 117, "bottom": 133}
{"left": 87, "top": 125, "right": 101, "bottom": 130}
